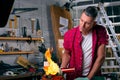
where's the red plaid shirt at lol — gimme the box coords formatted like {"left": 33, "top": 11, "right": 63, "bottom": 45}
{"left": 63, "top": 25, "right": 108, "bottom": 80}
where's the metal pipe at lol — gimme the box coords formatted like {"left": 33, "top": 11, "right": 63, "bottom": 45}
{"left": 73, "top": 1, "right": 120, "bottom": 10}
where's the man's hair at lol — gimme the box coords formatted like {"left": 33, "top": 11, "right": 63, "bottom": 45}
{"left": 83, "top": 6, "right": 98, "bottom": 19}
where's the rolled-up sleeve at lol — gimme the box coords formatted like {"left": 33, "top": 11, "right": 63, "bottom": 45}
{"left": 97, "top": 26, "right": 109, "bottom": 46}
{"left": 63, "top": 31, "right": 71, "bottom": 51}
{"left": 63, "top": 28, "right": 76, "bottom": 52}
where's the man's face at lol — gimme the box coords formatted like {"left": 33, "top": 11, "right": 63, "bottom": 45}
{"left": 79, "top": 12, "right": 95, "bottom": 35}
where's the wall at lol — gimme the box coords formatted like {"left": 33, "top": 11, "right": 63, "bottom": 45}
{"left": 0, "top": 0, "right": 66, "bottom": 65}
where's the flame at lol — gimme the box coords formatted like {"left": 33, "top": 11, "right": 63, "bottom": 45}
{"left": 43, "top": 48, "right": 60, "bottom": 75}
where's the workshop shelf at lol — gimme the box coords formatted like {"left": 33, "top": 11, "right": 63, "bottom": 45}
{"left": 0, "top": 37, "right": 43, "bottom": 55}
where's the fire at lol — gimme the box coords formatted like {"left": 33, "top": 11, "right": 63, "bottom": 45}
{"left": 43, "top": 48, "right": 60, "bottom": 75}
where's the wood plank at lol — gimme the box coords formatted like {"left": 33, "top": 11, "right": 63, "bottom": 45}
{"left": 50, "top": 5, "right": 73, "bottom": 63}
{"left": 0, "top": 37, "right": 43, "bottom": 41}
{"left": 0, "top": 51, "right": 34, "bottom": 55}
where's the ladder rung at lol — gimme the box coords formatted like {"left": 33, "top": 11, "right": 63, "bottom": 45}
{"left": 112, "top": 51, "right": 119, "bottom": 52}
{"left": 99, "top": 22, "right": 120, "bottom": 26}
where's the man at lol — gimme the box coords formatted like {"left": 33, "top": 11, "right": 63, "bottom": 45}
{"left": 61, "top": 6, "right": 108, "bottom": 80}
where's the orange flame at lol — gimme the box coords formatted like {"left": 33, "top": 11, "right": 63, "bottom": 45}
{"left": 43, "top": 48, "right": 60, "bottom": 75}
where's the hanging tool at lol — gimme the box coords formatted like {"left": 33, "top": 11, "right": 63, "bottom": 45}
{"left": 9, "top": 19, "right": 16, "bottom": 37}
{"left": 9, "top": 19, "right": 12, "bottom": 29}
{"left": 31, "top": 18, "right": 35, "bottom": 33}
{"left": 14, "top": 15, "right": 18, "bottom": 29}
{"left": 98, "top": 2, "right": 120, "bottom": 68}
{"left": 36, "top": 19, "right": 40, "bottom": 31}
{"left": 9, "top": 19, "right": 13, "bottom": 29}
{"left": 36, "top": 19, "right": 42, "bottom": 36}
{"left": 11, "top": 8, "right": 38, "bottom": 14}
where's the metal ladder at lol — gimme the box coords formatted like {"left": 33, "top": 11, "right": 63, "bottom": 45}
{"left": 98, "top": 2, "right": 120, "bottom": 68}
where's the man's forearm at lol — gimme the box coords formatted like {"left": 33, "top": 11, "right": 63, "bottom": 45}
{"left": 87, "top": 56, "right": 105, "bottom": 80}
{"left": 87, "top": 44, "right": 106, "bottom": 80}
{"left": 61, "top": 52, "right": 70, "bottom": 68}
